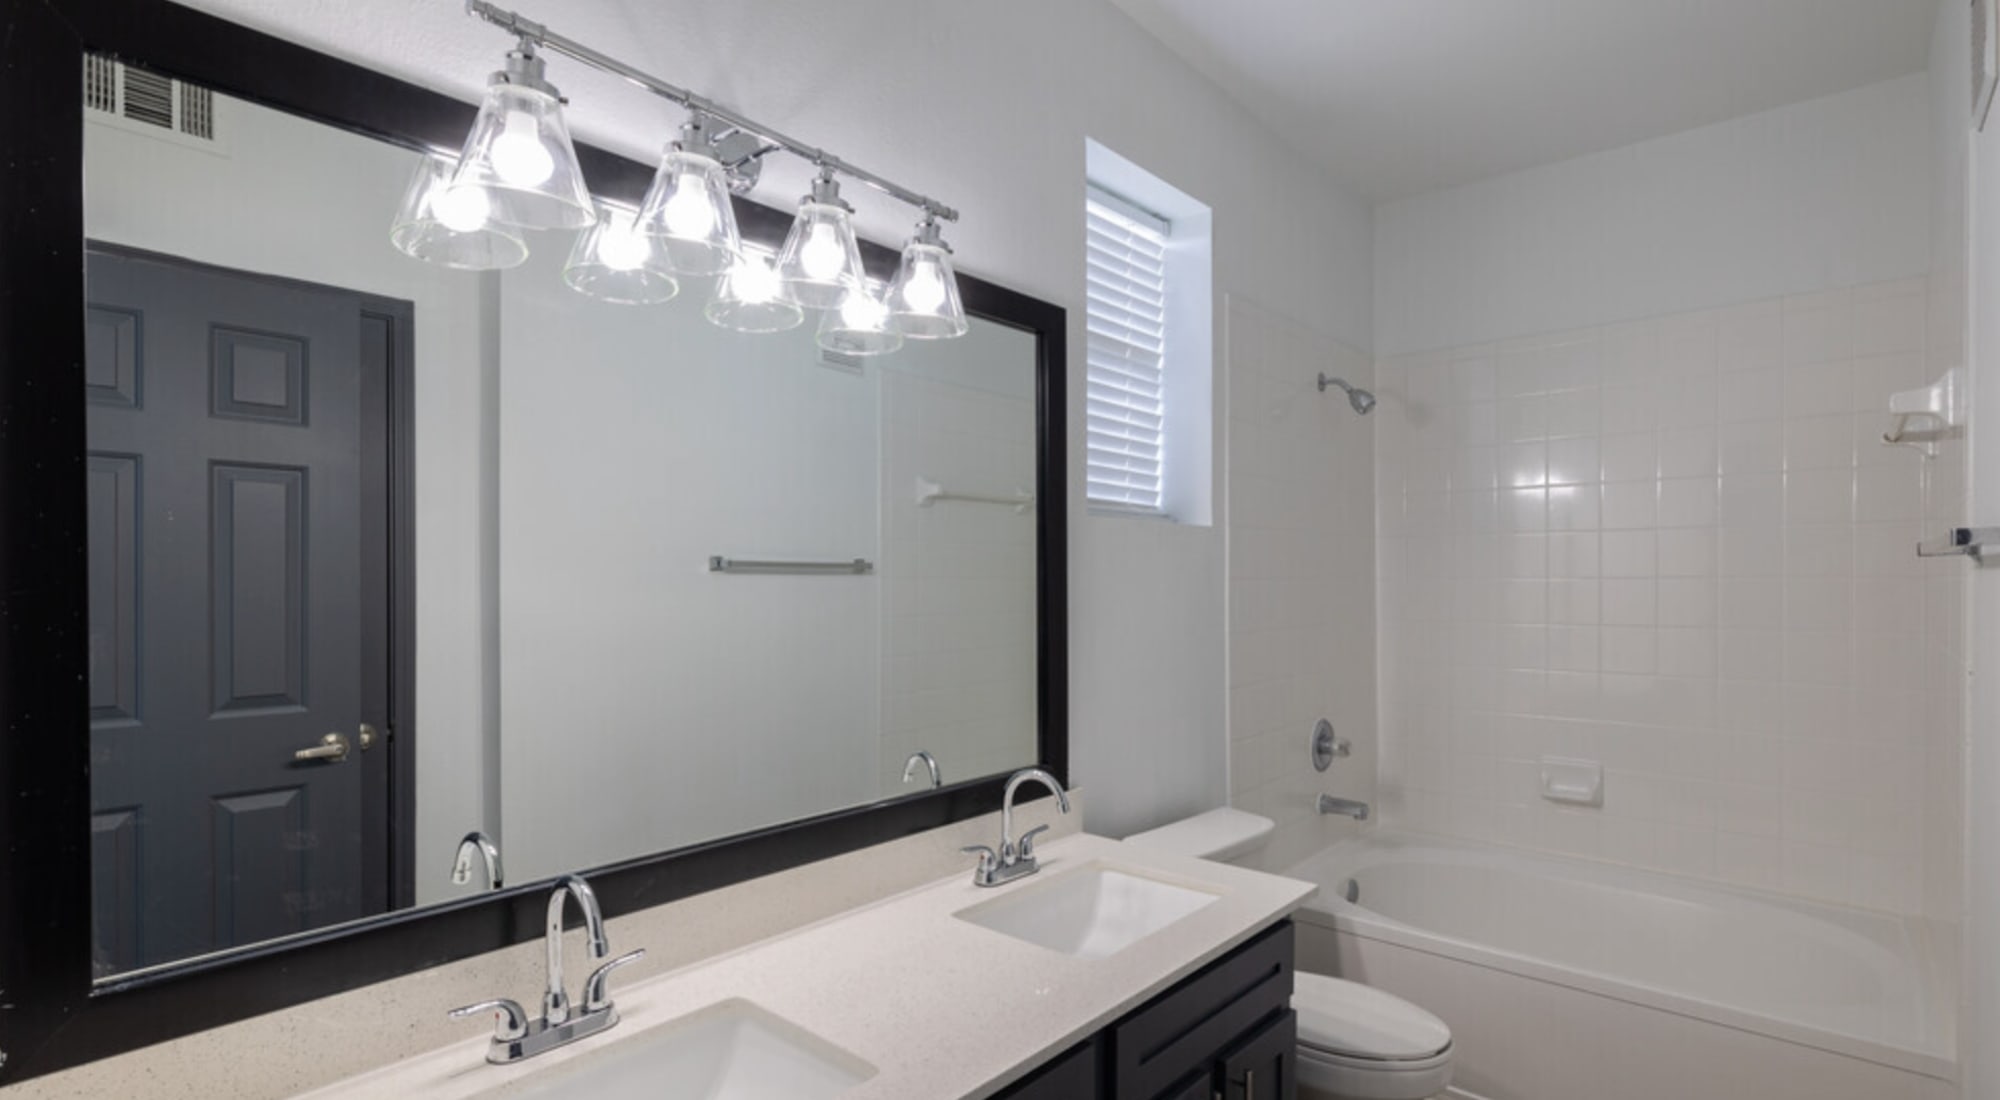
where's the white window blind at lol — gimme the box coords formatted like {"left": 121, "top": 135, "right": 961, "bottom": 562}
{"left": 1085, "top": 187, "right": 1170, "bottom": 512}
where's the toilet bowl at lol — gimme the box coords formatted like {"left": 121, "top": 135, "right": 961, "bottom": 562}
{"left": 1293, "top": 971, "right": 1453, "bottom": 1099}
{"left": 1125, "top": 808, "right": 1455, "bottom": 1100}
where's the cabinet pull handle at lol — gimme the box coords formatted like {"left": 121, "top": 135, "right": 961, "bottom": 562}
{"left": 1242, "top": 1068, "right": 1255, "bottom": 1100}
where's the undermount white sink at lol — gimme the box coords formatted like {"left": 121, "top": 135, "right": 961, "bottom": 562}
{"left": 955, "top": 862, "right": 1221, "bottom": 959}
{"left": 497, "top": 999, "right": 874, "bottom": 1100}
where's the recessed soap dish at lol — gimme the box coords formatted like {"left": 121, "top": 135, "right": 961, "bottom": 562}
{"left": 1882, "top": 368, "right": 1963, "bottom": 458}
{"left": 1540, "top": 756, "right": 1602, "bottom": 807}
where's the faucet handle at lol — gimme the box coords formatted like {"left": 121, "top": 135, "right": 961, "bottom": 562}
{"left": 960, "top": 844, "right": 999, "bottom": 874}
{"left": 449, "top": 997, "right": 528, "bottom": 1042}
{"left": 1017, "top": 824, "right": 1052, "bottom": 861}
{"left": 583, "top": 948, "right": 646, "bottom": 1013}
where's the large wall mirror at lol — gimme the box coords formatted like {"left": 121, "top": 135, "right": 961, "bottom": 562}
{"left": 2, "top": 0, "right": 1064, "bottom": 1081}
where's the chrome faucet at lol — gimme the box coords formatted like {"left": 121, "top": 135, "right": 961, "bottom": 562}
{"left": 449, "top": 874, "right": 646, "bottom": 1064}
{"left": 964, "top": 767, "right": 1071, "bottom": 887}
{"left": 902, "top": 750, "right": 942, "bottom": 789}
{"left": 1318, "top": 794, "right": 1370, "bottom": 821}
{"left": 543, "top": 874, "right": 608, "bottom": 1025}
{"left": 451, "top": 830, "right": 504, "bottom": 891}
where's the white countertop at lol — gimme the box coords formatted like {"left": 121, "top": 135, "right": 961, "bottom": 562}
{"left": 302, "top": 834, "right": 1317, "bottom": 1100}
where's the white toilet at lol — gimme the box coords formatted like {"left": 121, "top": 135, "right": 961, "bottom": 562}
{"left": 1125, "top": 809, "right": 1455, "bottom": 1100}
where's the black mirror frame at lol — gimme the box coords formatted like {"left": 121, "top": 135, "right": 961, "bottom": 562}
{"left": 0, "top": 0, "right": 1067, "bottom": 1084}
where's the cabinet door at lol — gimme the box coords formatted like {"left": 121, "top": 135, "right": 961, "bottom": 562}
{"left": 1152, "top": 1069, "right": 1216, "bottom": 1100}
{"left": 1219, "top": 1010, "right": 1296, "bottom": 1100}
{"left": 997, "top": 1038, "right": 1103, "bottom": 1099}
{"left": 1112, "top": 923, "right": 1294, "bottom": 1099}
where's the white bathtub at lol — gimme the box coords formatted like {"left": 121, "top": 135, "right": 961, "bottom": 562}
{"left": 1286, "top": 832, "right": 1955, "bottom": 1100}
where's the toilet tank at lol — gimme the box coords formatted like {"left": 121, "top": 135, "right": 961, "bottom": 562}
{"left": 1123, "top": 808, "right": 1275, "bottom": 863}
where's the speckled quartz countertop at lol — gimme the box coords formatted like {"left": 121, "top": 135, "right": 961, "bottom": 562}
{"left": 300, "top": 834, "right": 1317, "bottom": 1100}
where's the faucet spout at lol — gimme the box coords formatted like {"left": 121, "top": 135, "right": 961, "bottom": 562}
{"left": 452, "top": 830, "right": 504, "bottom": 890}
{"left": 1317, "top": 794, "right": 1370, "bottom": 821}
{"left": 543, "top": 874, "right": 607, "bottom": 1025}
{"left": 1001, "top": 767, "right": 1070, "bottom": 855}
{"left": 902, "top": 750, "right": 942, "bottom": 789}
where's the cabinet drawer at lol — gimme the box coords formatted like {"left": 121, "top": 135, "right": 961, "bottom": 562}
{"left": 1111, "top": 921, "right": 1294, "bottom": 1100}
{"left": 995, "top": 1037, "right": 1102, "bottom": 1099}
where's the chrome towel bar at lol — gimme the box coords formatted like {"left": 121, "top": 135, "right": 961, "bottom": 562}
{"left": 707, "top": 556, "right": 874, "bottom": 575}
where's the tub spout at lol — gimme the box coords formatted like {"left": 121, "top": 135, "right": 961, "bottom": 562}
{"left": 1318, "top": 794, "right": 1370, "bottom": 821}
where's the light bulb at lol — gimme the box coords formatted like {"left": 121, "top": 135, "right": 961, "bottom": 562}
{"left": 432, "top": 184, "right": 490, "bottom": 233}
{"left": 841, "top": 292, "right": 888, "bottom": 330}
{"left": 490, "top": 110, "right": 554, "bottom": 186}
{"left": 594, "top": 212, "right": 648, "bottom": 272}
{"left": 904, "top": 259, "right": 947, "bottom": 313}
{"left": 801, "top": 221, "right": 845, "bottom": 280}
{"left": 662, "top": 173, "right": 716, "bottom": 238}
{"left": 733, "top": 258, "right": 781, "bottom": 304}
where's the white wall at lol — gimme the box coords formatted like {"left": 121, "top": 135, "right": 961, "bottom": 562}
{"left": 495, "top": 247, "right": 882, "bottom": 879}
{"left": 1921, "top": 0, "right": 1972, "bottom": 1013}
{"left": 1375, "top": 75, "right": 1932, "bottom": 357}
{"left": 1950, "top": 0, "right": 2000, "bottom": 1089}
{"left": 184, "top": 0, "right": 1379, "bottom": 842}
{"left": 878, "top": 335, "right": 1041, "bottom": 791}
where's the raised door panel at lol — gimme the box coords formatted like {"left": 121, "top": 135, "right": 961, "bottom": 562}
{"left": 1111, "top": 922, "right": 1294, "bottom": 1100}
{"left": 89, "top": 808, "right": 142, "bottom": 976}
{"left": 209, "top": 463, "right": 306, "bottom": 715}
{"left": 86, "top": 453, "right": 141, "bottom": 727}
{"left": 210, "top": 786, "right": 309, "bottom": 945}
{"left": 995, "top": 1038, "right": 1103, "bottom": 1099}
{"left": 1219, "top": 1011, "right": 1295, "bottom": 1100}
{"left": 1153, "top": 1071, "right": 1215, "bottom": 1100}
{"left": 85, "top": 304, "right": 142, "bottom": 408}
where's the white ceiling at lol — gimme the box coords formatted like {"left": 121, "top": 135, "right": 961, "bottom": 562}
{"left": 1105, "top": 0, "right": 1936, "bottom": 202}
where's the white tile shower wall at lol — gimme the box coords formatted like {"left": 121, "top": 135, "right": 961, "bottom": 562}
{"left": 1226, "top": 296, "right": 1377, "bottom": 872}
{"left": 1377, "top": 278, "right": 1945, "bottom": 914}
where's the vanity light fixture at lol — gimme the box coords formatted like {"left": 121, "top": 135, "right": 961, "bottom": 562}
{"left": 450, "top": 38, "right": 596, "bottom": 231}
{"left": 399, "top": 1, "right": 972, "bottom": 347}
{"left": 705, "top": 251, "right": 804, "bottom": 333}
{"left": 777, "top": 170, "right": 867, "bottom": 311}
{"left": 885, "top": 216, "right": 969, "bottom": 339}
{"left": 817, "top": 286, "right": 904, "bottom": 357}
{"left": 562, "top": 202, "right": 679, "bottom": 304}
{"left": 635, "top": 113, "right": 743, "bottom": 276}
{"left": 389, "top": 154, "right": 529, "bottom": 270}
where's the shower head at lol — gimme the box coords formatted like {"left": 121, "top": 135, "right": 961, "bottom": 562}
{"left": 1317, "top": 373, "right": 1376, "bottom": 415}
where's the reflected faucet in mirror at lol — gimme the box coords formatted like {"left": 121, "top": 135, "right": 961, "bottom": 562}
{"left": 963, "top": 768, "right": 1071, "bottom": 887}
{"left": 451, "top": 831, "right": 504, "bottom": 890}
{"left": 902, "top": 751, "right": 942, "bottom": 790}
{"left": 450, "top": 874, "right": 646, "bottom": 1064}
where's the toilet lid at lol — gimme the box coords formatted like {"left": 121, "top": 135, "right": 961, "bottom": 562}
{"left": 1292, "top": 973, "right": 1452, "bottom": 1061}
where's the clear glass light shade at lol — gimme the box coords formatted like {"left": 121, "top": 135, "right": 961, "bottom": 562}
{"left": 562, "top": 204, "right": 679, "bottom": 304}
{"left": 388, "top": 155, "right": 529, "bottom": 270}
{"left": 636, "top": 149, "right": 740, "bottom": 275}
{"left": 884, "top": 240, "right": 968, "bottom": 339}
{"left": 450, "top": 81, "right": 595, "bottom": 231}
{"left": 817, "top": 288, "right": 903, "bottom": 356}
{"left": 705, "top": 254, "right": 804, "bottom": 333}
{"left": 776, "top": 199, "right": 865, "bottom": 310}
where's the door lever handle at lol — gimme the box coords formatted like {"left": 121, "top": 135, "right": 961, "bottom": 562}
{"left": 293, "top": 732, "right": 351, "bottom": 763}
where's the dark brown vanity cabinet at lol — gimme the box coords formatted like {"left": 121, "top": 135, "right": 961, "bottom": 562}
{"left": 994, "top": 920, "right": 1296, "bottom": 1100}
